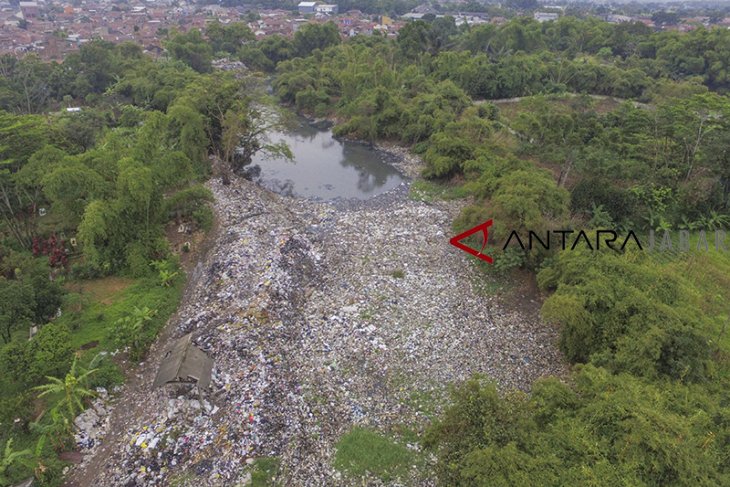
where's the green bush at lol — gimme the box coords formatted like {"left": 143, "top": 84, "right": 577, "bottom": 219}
{"left": 162, "top": 185, "right": 213, "bottom": 216}
{"left": 111, "top": 306, "right": 157, "bottom": 362}
{"left": 451, "top": 205, "right": 490, "bottom": 235}
{"left": 0, "top": 392, "right": 33, "bottom": 431}
{"left": 477, "top": 103, "right": 499, "bottom": 120}
{"left": 422, "top": 132, "right": 475, "bottom": 179}
{"left": 87, "top": 356, "right": 124, "bottom": 389}
{"left": 192, "top": 206, "right": 214, "bottom": 232}
{"left": 0, "top": 341, "right": 31, "bottom": 385}
{"left": 70, "top": 262, "right": 103, "bottom": 280}
{"left": 295, "top": 87, "right": 330, "bottom": 113}
{"left": 538, "top": 247, "right": 714, "bottom": 382}
{"left": 492, "top": 246, "right": 526, "bottom": 274}
{"left": 125, "top": 242, "right": 152, "bottom": 278}
{"left": 571, "top": 179, "right": 636, "bottom": 225}
{"left": 26, "top": 324, "right": 74, "bottom": 386}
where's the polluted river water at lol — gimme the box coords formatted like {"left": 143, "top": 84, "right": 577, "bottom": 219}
{"left": 247, "top": 117, "right": 406, "bottom": 200}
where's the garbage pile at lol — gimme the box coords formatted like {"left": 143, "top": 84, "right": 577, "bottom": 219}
{"left": 74, "top": 388, "right": 111, "bottom": 453}
{"left": 79, "top": 170, "right": 567, "bottom": 486}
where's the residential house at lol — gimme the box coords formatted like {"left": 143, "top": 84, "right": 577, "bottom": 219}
{"left": 534, "top": 12, "right": 558, "bottom": 23}
{"left": 315, "top": 4, "right": 338, "bottom": 15}
{"left": 298, "top": 2, "right": 317, "bottom": 15}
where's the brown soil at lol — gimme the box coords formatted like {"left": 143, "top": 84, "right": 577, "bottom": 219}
{"left": 500, "top": 267, "right": 545, "bottom": 320}
{"left": 65, "top": 277, "right": 133, "bottom": 305}
{"left": 164, "top": 222, "right": 209, "bottom": 276}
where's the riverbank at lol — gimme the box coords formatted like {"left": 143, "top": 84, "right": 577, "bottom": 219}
{"left": 65, "top": 153, "right": 566, "bottom": 485}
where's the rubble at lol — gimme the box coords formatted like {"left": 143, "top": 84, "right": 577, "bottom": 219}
{"left": 70, "top": 155, "right": 568, "bottom": 486}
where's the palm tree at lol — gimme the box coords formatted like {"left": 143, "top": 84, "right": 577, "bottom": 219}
{"left": 32, "top": 355, "right": 97, "bottom": 425}
{"left": 0, "top": 438, "right": 32, "bottom": 486}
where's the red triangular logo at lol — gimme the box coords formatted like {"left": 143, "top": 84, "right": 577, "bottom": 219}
{"left": 449, "top": 219, "right": 493, "bottom": 264}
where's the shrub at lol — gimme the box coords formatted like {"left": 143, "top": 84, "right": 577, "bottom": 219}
{"left": 0, "top": 340, "right": 32, "bottom": 385}
{"left": 0, "top": 392, "right": 33, "bottom": 431}
{"left": 26, "top": 324, "right": 74, "bottom": 386}
{"left": 192, "top": 206, "right": 214, "bottom": 232}
{"left": 492, "top": 246, "right": 526, "bottom": 274}
{"left": 295, "top": 87, "right": 330, "bottom": 113}
{"left": 70, "top": 262, "right": 103, "bottom": 280}
{"left": 162, "top": 185, "right": 214, "bottom": 222}
{"left": 152, "top": 260, "right": 179, "bottom": 287}
{"left": 87, "top": 357, "right": 124, "bottom": 389}
{"left": 422, "top": 132, "right": 475, "bottom": 179}
{"left": 538, "top": 248, "right": 714, "bottom": 382}
{"left": 125, "top": 242, "right": 152, "bottom": 278}
{"left": 111, "top": 305, "right": 160, "bottom": 361}
{"left": 425, "top": 368, "right": 729, "bottom": 486}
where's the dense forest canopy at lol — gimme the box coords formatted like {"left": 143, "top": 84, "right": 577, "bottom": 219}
{"left": 1, "top": 15, "right": 730, "bottom": 486}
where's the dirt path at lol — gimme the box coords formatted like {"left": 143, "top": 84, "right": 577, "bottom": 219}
{"left": 65, "top": 171, "right": 567, "bottom": 486}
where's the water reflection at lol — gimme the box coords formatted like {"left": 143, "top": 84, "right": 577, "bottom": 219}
{"left": 249, "top": 117, "right": 405, "bottom": 200}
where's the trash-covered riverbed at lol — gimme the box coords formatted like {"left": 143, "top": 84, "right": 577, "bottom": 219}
{"left": 68, "top": 153, "right": 567, "bottom": 486}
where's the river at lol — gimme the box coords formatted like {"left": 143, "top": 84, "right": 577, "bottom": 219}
{"left": 247, "top": 117, "right": 405, "bottom": 200}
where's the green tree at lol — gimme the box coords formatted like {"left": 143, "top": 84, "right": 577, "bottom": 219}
{"left": 239, "top": 35, "right": 294, "bottom": 72}
{"left": 0, "top": 278, "right": 34, "bottom": 343}
{"left": 14, "top": 145, "right": 68, "bottom": 211}
{"left": 115, "top": 158, "right": 157, "bottom": 237}
{"left": 49, "top": 110, "right": 105, "bottom": 153}
{"left": 41, "top": 162, "right": 105, "bottom": 226}
{"left": 219, "top": 99, "right": 291, "bottom": 172}
{"left": 293, "top": 22, "right": 340, "bottom": 57}
{"left": 33, "top": 355, "right": 97, "bottom": 426}
{"left": 0, "top": 54, "right": 54, "bottom": 114}
{"left": 165, "top": 29, "right": 213, "bottom": 73}
{"left": 76, "top": 199, "right": 112, "bottom": 269}
{"left": 207, "top": 21, "right": 254, "bottom": 55}
{"left": 397, "top": 21, "right": 433, "bottom": 59}
{"left": 167, "top": 103, "right": 208, "bottom": 175}
{"left": 0, "top": 111, "right": 48, "bottom": 248}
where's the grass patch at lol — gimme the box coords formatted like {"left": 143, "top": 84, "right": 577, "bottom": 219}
{"left": 409, "top": 179, "right": 468, "bottom": 203}
{"left": 56, "top": 273, "right": 185, "bottom": 354}
{"left": 168, "top": 471, "right": 197, "bottom": 486}
{"left": 65, "top": 276, "right": 133, "bottom": 305}
{"left": 404, "top": 388, "right": 440, "bottom": 420}
{"left": 359, "top": 309, "right": 374, "bottom": 321}
{"left": 391, "top": 269, "right": 405, "bottom": 279}
{"left": 334, "top": 427, "right": 417, "bottom": 482}
{"left": 388, "top": 372, "right": 444, "bottom": 422}
{"left": 251, "top": 456, "right": 281, "bottom": 486}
